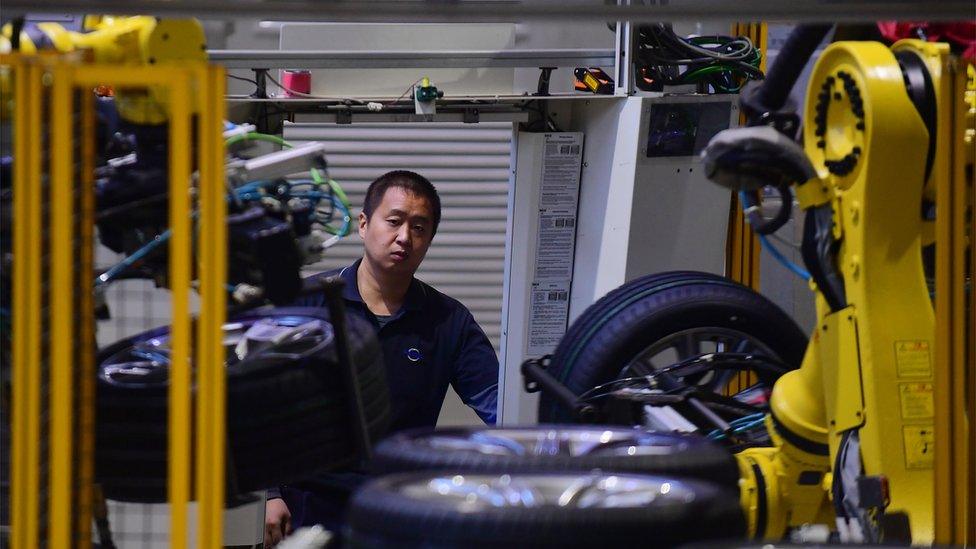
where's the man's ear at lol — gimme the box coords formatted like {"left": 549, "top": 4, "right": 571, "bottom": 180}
{"left": 358, "top": 212, "right": 368, "bottom": 239}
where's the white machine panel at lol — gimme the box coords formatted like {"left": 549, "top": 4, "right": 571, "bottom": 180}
{"left": 497, "top": 96, "right": 738, "bottom": 425}
{"left": 626, "top": 95, "right": 738, "bottom": 279}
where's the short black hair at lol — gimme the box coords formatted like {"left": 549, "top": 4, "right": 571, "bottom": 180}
{"left": 362, "top": 170, "right": 442, "bottom": 237}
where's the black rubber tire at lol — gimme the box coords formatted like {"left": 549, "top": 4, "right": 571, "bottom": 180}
{"left": 95, "top": 307, "right": 391, "bottom": 503}
{"left": 540, "top": 271, "right": 807, "bottom": 423}
{"left": 347, "top": 471, "right": 746, "bottom": 548}
{"left": 370, "top": 425, "right": 740, "bottom": 487}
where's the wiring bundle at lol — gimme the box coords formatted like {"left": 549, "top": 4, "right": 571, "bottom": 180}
{"left": 635, "top": 23, "right": 764, "bottom": 93}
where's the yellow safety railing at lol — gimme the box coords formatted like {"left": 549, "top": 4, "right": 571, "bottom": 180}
{"left": 725, "top": 21, "right": 767, "bottom": 294}
{"left": 933, "top": 58, "right": 975, "bottom": 546}
{"left": 5, "top": 53, "right": 227, "bottom": 549}
{"left": 724, "top": 22, "right": 767, "bottom": 396}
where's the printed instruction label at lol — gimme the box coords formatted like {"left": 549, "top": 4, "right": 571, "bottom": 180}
{"left": 894, "top": 340, "right": 932, "bottom": 378}
{"left": 527, "top": 281, "right": 572, "bottom": 356}
{"left": 902, "top": 425, "right": 935, "bottom": 469}
{"left": 534, "top": 213, "right": 577, "bottom": 280}
{"left": 898, "top": 382, "right": 934, "bottom": 420}
{"left": 539, "top": 134, "right": 584, "bottom": 209}
{"left": 526, "top": 133, "right": 583, "bottom": 357}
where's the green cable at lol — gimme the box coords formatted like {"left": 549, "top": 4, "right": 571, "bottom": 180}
{"left": 680, "top": 64, "right": 735, "bottom": 82}
{"left": 309, "top": 168, "right": 351, "bottom": 237}
{"left": 224, "top": 131, "right": 293, "bottom": 149}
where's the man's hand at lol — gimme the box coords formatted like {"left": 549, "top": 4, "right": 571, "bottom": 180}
{"left": 265, "top": 497, "right": 292, "bottom": 547}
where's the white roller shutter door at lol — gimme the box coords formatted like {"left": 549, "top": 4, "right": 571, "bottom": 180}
{"left": 283, "top": 121, "right": 514, "bottom": 425}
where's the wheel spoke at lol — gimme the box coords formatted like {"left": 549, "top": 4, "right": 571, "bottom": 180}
{"left": 675, "top": 333, "right": 698, "bottom": 360}
{"left": 626, "top": 358, "right": 658, "bottom": 378}
{"left": 733, "top": 338, "right": 752, "bottom": 353}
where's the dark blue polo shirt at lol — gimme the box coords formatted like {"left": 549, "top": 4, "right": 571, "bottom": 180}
{"left": 294, "top": 258, "right": 498, "bottom": 430}
{"left": 271, "top": 260, "right": 499, "bottom": 530}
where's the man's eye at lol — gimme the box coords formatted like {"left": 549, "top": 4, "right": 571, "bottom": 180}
{"left": 412, "top": 225, "right": 426, "bottom": 233}
{"left": 387, "top": 218, "right": 400, "bottom": 226}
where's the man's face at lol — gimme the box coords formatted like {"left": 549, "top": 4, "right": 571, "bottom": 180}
{"left": 359, "top": 186, "right": 434, "bottom": 278}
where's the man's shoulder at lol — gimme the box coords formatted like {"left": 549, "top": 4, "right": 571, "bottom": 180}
{"left": 291, "top": 264, "right": 353, "bottom": 308}
{"left": 305, "top": 265, "right": 345, "bottom": 281}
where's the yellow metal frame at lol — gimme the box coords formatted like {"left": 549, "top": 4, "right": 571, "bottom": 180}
{"left": 933, "top": 57, "right": 975, "bottom": 546}
{"left": 724, "top": 22, "right": 767, "bottom": 396}
{"left": 194, "top": 65, "right": 228, "bottom": 548}
{"left": 726, "top": 21, "right": 768, "bottom": 293}
{"left": 5, "top": 53, "right": 226, "bottom": 549}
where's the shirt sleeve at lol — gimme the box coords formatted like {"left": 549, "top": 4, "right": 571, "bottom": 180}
{"left": 450, "top": 310, "right": 499, "bottom": 425}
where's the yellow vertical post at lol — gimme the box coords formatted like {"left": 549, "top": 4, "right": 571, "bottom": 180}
{"left": 951, "top": 60, "right": 973, "bottom": 545}
{"left": 195, "top": 64, "right": 227, "bottom": 549}
{"left": 934, "top": 59, "right": 975, "bottom": 546}
{"left": 74, "top": 77, "right": 97, "bottom": 549}
{"left": 9, "top": 55, "right": 31, "bottom": 549}
{"left": 167, "top": 71, "right": 194, "bottom": 549}
{"left": 18, "top": 59, "right": 44, "bottom": 549}
{"left": 210, "top": 66, "right": 228, "bottom": 548}
{"left": 726, "top": 21, "right": 767, "bottom": 291}
{"left": 194, "top": 65, "right": 214, "bottom": 547}
{"left": 48, "top": 60, "right": 76, "bottom": 549}
{"left": 725, "top": 23, "right": 767, "bottom": 396}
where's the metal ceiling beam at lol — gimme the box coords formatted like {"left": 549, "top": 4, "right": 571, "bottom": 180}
{"left": 2, "top": 0, "right": 973, "bottom": 23}
{"left": 209, "top": 49, "right": 616, "bottom": 69}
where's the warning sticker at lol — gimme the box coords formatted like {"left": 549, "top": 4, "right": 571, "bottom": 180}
{"left": 898, "top": 383, "right": 934, "bottom": 420}
{"left": 902, "top": 426, "right": 935, "bottom": 469}
{"left": 894, "top": 340, "right": 932, "bottom": 378}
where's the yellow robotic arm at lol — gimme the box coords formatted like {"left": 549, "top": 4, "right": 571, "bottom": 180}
{"left": 704, "top": 33, "right": 963, "bottom": 544}
{"left": 1, "top": 15, "right": 207, "bottom": 124}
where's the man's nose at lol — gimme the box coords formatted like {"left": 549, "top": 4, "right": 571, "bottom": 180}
{"left": 395, "top": 224, "right": 411, "bottom": 245}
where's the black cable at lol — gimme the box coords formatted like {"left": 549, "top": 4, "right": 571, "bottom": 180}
{"left": 227, "top": 73, "right": 259, "bottom": 86}
{"left": 9, "top": 17, "right": 25, "bottom": 50}
{"left": 521, "top": 99, "right": 561, "bottom": 133}
{"left": 741, "top": 184, "right": 793, "bottom": 235}
{"left": 744, "top": 24, "right": 832, "bottom": 124}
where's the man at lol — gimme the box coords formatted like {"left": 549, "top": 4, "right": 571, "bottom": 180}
{"left": 264, "top": 170, "right": 499, "bottom": 546}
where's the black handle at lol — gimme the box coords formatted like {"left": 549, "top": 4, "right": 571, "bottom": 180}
{"left": 321, "top": 276, "right": 373, "bottom": 462}
{"left": 522, "top": 358, "right": 597, "bottom": 422}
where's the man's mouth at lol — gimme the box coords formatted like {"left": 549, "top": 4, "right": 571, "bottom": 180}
{"left": 391, "top": 250, "right": 409, "bottom": 262}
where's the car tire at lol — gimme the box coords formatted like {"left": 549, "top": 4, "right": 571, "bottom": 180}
{"left": 370, "top": 425, "right": 739, "bottom": 487}
{"left": 347, "top": 471, "right": 745, "bottom": 548}
{"left": 95, "top": 307, "right": 390, "bottom": 502}
{"left": 540, "top": 272, "right": 807, "bottom": 423}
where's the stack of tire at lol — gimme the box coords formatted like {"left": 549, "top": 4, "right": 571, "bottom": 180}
{"left": 344, "top": 272, "right": 808, "bottom": 548}
{"left": 95, "top": 307, "right": 391, "bottom": 503}
{"left": 350, "top": 426, "right": 746, "bottom": 548}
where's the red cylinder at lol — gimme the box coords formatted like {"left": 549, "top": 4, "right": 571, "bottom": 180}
{"left": 282, "top": 70, "right": 312, "bottom": 97}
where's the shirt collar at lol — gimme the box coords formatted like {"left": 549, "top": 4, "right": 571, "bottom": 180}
{"left": 342, "top": 258, "right": 427, "bottom": 312}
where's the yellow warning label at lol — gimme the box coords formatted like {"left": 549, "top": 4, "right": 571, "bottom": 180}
{"left": 894, "top": 340, "right": 932, "bottom": 378}
{"left": 903, "top": 426, "right": 934, "bottom": 469}
{"left": 899, "top": 383, "right": 934, "bottom": 420}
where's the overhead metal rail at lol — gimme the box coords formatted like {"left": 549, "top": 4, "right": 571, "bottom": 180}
{"left": 211, "top": 48, "right": 616, "bottom": 70}
{"left": 2, "top": 0, "right": 973, "bottom": 23}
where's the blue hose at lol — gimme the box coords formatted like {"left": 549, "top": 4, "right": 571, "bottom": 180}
{"left": 739, "top": 191, "right": 811, "bottom": 281}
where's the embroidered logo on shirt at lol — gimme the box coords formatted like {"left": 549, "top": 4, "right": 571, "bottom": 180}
{"left": 406, "top": 347, "right": 422, "bottom": 362}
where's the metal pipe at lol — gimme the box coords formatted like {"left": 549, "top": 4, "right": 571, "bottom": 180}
{"left": 210, "top": 49, "right": 616, "bottom": 69}
{"left": 2, "top": 0, "right": 973, "bottom": 23}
